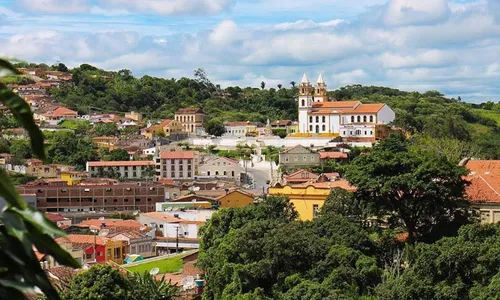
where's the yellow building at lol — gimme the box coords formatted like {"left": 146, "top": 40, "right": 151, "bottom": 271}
{"left": 59, "top": 171, "right": 83, "bottom": 185}
{"left": 216, "top": 190, "right": 254, "bottom": 208}
{"left": 105, "top": 239, "right": 128, "bottom": 265}
{"left": 268, "top": 180, "right": 355, "bottom": 221}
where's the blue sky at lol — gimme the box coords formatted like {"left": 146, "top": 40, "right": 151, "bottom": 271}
{"left": 0, "top": 0, "right": 499, "bottom": 103}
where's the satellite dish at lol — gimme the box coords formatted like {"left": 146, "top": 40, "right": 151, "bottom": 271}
{"left": 132, "top": 210, "right": 140, "bottom": 216}
{"left": 150, "top": 267, "right": 160, "bottom": 276}
{"left": 98, "top": 217, "right": 105, "bottom": 220}
{"left": 98, "top": 229, "right": 110, "bottom": 237}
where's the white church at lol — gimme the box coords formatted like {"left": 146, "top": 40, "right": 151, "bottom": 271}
{"left": 297, "top": 74, "right": 395, "bottom": 139}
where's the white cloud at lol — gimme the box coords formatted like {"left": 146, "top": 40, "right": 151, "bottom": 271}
{"left": 272, "top": 19, "right": 345, "bottom": 30}
{"left": 209, "top": 20, "right": 238, "bottom": 45}
{"left": 18, "top": 0, "right": 91, "bottom": 14}
{"left": 382, "top": 0, "right": 450, "bottom": 26}
{"left": 333, "top": 69, "right": 368, "bottom": 85}
{"left": 379, "top": 49, "right": 455, "bottom": 68}
{"left": 98, "top": 0, "right": 233, "bottom": 15}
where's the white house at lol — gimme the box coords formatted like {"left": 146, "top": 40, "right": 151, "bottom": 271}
{"left": 297, "top": 74, "right": 395, "bottom": 138}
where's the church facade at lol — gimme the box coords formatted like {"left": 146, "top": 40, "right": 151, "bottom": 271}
{"left": 297, "top": 74, "right": 395, "bottom": 138}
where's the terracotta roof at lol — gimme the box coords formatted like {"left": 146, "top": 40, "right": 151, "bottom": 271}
{"left": 322, "top": 172, "right": 340, "bottom": 179}
{"left": 465, "top": 160, "right": 500, "bottom": 203}
{"left": 87, "top": 161, "right": 153, "bottom": 167}
{"left": 270, "top": 120, "right": 292, "bottom": 126}
{"left": 51, "top": 107, "right": 78, "bottom": 117}
{"left": 312, "top": 101, "right": 360, "bottom": 109}
{"left": 108, "top": 230, "right": 148, "bottom": 239}
{"left": 284, "top": 169, "right": 319, "bottom": 182}
{"left": 176, "top": 107, "right": 203, "bottom": 114}
{"left": 56, "top": 234, "right": 108, "bottom": 246}
{"left": 226, "top": 121, "right": 252, "bottom": 127}
{"left": 141, "top": 212, "right": 181, "bottom": 223}
{"left": 282, "top": 145, "right": 310, "bottom": 153}
{"left": 45, "top": 213, "right": 66, "bottom": 222}
{"left": 160, "top": 151, "right": 195, "bottom": 159}
{"left": 160, "top": 119, "right": 174, "bottom": 127}
{"left": 78, "top": 219, "right": 142, "bottom": 230}
{"left": 216, "top": 189, "right": 253, "bottom": 200}
{"left": 349, "top": 103, "right": 385, "bottom": 114}
{"left": 319, "top": 152, "right": 348, "bottom": 159}
{"left": 294, "top": 179, "right": 356, "bottom": 191}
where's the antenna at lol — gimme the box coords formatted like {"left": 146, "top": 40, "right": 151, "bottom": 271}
{"left": 150, "top": 267, "right": 160, "bottom": 276}
{"left": 98, "top": 229, "right": 109, "bottom": 237}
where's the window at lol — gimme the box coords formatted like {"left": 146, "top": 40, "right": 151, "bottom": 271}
{"left": 364, "top": 131, "right": 367, "bottom": 135}
{"left": 113, "top": 199, "right": 118, "bottom": 203}
{"left": 309, "top": 125, "right": 313, "bottom": 132}
{"left": 322, "top": 125, "right": 326, "bottom": 131}
{"left": 302, "top": 99, "right": 305, "bottom": 106}
{"left": 357, "top": 116, "right": 361, "bottom": 122}
{"left": 215, "top": 171, "right": 219, "bottom": 175}
{"left": 322, "top": 116, "right": 326, "bottom": 122}
{"left": 343, "top": 131, "right": 346, "bottom": 135}
{"left": 124, "top": 199, "right": 129, "bottom": 202}
{"left": 316, "top": 116, "right": 319, "bottom": 123}
{"left": 107, "top": 249, "right": 111, "bottom": 257}
{"left": 363, "top": 116, "right": 367, "bottom": 122}
{"left": 370, "top": 116, "right": 374, "bottom": 122}
{"left": 294, "top": 156, "right": 298, "bottom": 161}
{"left": 351, "top": 116, "right": 354, "bottom": 122}
{"left": 207, "top": 171, "right": 211, "bottom": 176}
{"left": 370, "top": 131, "right": 373, "bottom": 135}
{"left": 313, "top": 204, "right": 320, "bottom": 219}
{"left": 231, "top": 171, "right": 235, "bottom": 177}
{"left": 223, "top": 171, "right": 227, "bottom": 176}
{"left": 309, "top": 116, "right": 312, "bottom": 123}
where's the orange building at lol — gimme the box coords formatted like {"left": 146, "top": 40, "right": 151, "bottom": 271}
{"left": 216, "top": 190, "right": 254, "bottom": 208}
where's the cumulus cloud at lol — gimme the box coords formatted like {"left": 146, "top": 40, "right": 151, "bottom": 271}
{"left": 18, "top": 0, "right": 91, "bottom": 14}
{"left": 2, "top": 0, "right": 500, "bottom": 102}
{"left": 382, "top": 0, "right": 450, "bottom": 26}
{"left": 98, "top": 0, "right": 233, "bottom": 15}
{"left": 209, "top": 20, "right": 238, "bottom": 45}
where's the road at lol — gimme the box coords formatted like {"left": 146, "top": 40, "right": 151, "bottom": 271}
{"left": 244, "top": 159, "right": 274, "bottom": 190}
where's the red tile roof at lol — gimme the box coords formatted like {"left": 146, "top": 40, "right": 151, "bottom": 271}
{"left": 141, "top": 212, "right": 182, "bottom": 223}
{"left": 45, "top": 213, "right": 66, "bottom": 222}
{"left": 78, "top": 219, "right": 142, "bottom": 230}
{"left": 226, "top": 121, "right": 252, "bottom": 127}
{"left": 160, "top": 119, "right": 174, "bottom": 127}
{"left": 465, "top": 160, "right": 500, "bottom": 203}
{"left": 160, "top": 151, "right": 195, "bottom": 159}
{"left": 87, "top": 161, "right": 153, "bottom": 167}
{"left": 284, "top": 169, "right": 319, "bottom": 182}
{"left": 319, "top": 152, "right": 348, "bottom": 159}
{"left": 312, "top": 101, "right": 361, "bottom": 109}
{"left": 56, "top": 234, "right": 108, "bottom": 246}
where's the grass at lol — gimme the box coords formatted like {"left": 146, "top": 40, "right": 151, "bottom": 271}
{"left": 474, "top": 109, "right": 500, "bottom": 126}
{"left": 124, "top": 256, "right": 183, "bottom": 274}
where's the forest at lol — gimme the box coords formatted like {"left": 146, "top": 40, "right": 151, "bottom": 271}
{"left": 37, "top": 64, "right": 500, "bottom": 159}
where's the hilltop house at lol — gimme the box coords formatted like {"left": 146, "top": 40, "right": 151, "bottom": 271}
{"left": 175, "top": 108, "right": 205, "bottom": 134}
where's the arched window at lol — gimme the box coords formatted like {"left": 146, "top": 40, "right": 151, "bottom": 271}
{"left": 363, "top": 116, "right": 367, "bottom": 122}
{"left": 322, "top": 116, "right": 326, "bottom": 122}
{"left": 351, "top": 116, "right": 355, "bottom": 123}
{"left": 369, "top": 116, "right": 374, "bottom": 122}
{"left": 316, "top": 116, "right": 319, "bottom": 123}
{"left": 322, "top": 125, "right": 326, "bottom": 131}
{"left": 215, "top": 171, "right": 219, "bottom": 175}
{"left": 309, "top": 125, "right": 313, "bottom": 132}
{"left": 207, "top": 171, "right": 211, "bottom": 176}
{"left": 224, "top": 171, "right": 227, "bottom": 176}
{"left": 315, "top": 125, "right": 320, "bottom": 133}
{"left": 309, "top": 116, "right": 313, "bottom": 123}
{"left": 302, "top": 88, "right": 305, "bottom": 94}
{"left": 301, "top": 99, "right": 305, "bottom": 106}
{"left": 357, "top": 116, "right": 361, "bottom": 123}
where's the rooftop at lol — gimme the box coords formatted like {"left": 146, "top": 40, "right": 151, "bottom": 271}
{"left": 87, "top": 161, "right": 153, "bottom": 167}
{"left": 465, "top": 160, "right": 500, "bottom": 203}
{"left": 160, "top": 151, "right": 195, "bottom": 159}
{"left": 319, "top": 152, "right": 349, "bottom": 159}
{"left": 176, "top": 107, "right": 203, "bottom": 114}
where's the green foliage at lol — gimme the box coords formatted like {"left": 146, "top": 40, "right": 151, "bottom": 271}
{"left": 93, "top": 122, "right": 119, "bottom": 137}
{"left": 8, "top": 172, "right": 37, "bottom": 185}
{"left": 107, "top": 148, "right": 130, "bottom": 161}
{"left": 127, "top": 271, "right": 179, "bottom": 300}
{"left": 10, "top": 139, "right": 33, "bottom": 160}
{"left": 46, "top": 131, "right": 99, "bottom": 170}
{"left": 198, "top": 196, "right": 379, "bottom": 299}
{"left": 345, "top": 135, "right": 471, "bottom": 244}
{"left": 272, "top": 128, "right": 287, "bottom": 138}
{"left": 377, "top": 224, "right": 500, "bottom": 300}
{"left": 204, "top": 119, "right": 225, "bottom": 137}
{"left": 59, "top": 119, "right": 91, "bottom": 134}
{"left": 124, "top": 257, "right": 183, "bottom": 274}
{"left": 0, "top": 58, "right": 79, "bottom": 300}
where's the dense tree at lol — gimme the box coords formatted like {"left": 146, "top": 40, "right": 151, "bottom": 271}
{"left": 260, "top": 81, "right": 266, "bottom": 90}
{"left": 10, "top": 139, "right": 33, "bottom": 160}
{"left": 46, "top": 131, "right": 99, "bottom": 170}
{"left": 108, "top": 148, "right": 130, "bottom": 161}
{"left": 93, "top": 123, "right": 119, "bottom": 137}
{"left": 204, "top": 119, "right": 225, "bottom": 137}
{"left": 61, "top": 265, "right": 130, "bottom": 300}
{"left": 345, "top": 135, "right": 470, "bottom": 244}
{"left": 0, "top": 137, "right": 10, "bottom": 153}
{"left": 55, "top": 63, "right": 68, "bottom": 72}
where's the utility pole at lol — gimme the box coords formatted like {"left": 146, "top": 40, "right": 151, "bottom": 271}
{"left": 175, "top": 226, "right": 179, "bottom": 253}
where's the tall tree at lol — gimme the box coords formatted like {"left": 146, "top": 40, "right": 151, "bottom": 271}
{"left": 277, "top": 84, "right": 282, "bottom": 89}
{"left": 345, "top": 134, "right": 470, "bottom": 244}
{"left": 204, "top": 119, "right": 226, "bottom": 137}
{"left": 290, "top": 81, "right": 296, "bottom": 87}
{"left": 108, "top": 148, "right": 130, "bottom": 161}
{"left": 261, "top": 81, "right": 266, "bottom": 90}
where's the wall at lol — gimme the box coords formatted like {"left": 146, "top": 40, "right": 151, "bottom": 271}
{"left": 191, "top": 137, "right": 374, "bottom": 149}
{"left": 269, "top": 185, "right": 331, "bottom": 221}
{"left": 475, "top": 203, "right": 500, "bottom": 224}
{"left": 218, "top": 191, "right": 253, "bottom": 208}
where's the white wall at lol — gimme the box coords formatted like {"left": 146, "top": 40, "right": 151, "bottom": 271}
{"left": 191, "top": 137, "right": 374, "bottom": 148}
{"left": 378, "top": 105, "right": 396, "bottom": 124}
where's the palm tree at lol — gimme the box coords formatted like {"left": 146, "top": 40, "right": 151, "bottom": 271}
{"left": 128, "top": 271, "right": 179, "bottom": 299}
{"left": 260, "top": 81, "right": 266, "bottom": 90}
{"left": 277, "top": 84, "right": 282, "bottom": 89}
{"left": 290, "top": 81, "right": 296, "bottom": 87}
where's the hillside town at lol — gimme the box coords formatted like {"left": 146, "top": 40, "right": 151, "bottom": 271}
{"left": 1, "top": 0, "right": 500, "bottom": 298}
